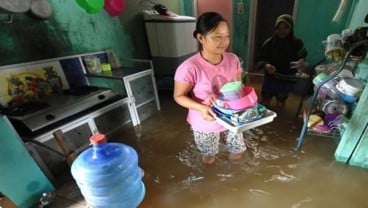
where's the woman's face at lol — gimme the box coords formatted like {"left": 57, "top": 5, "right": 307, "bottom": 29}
{"left": 275, "top": 22, "right": 291, "bottom": 39}
{"left": 200, "top": 21, "right": 230, "bottom": 54}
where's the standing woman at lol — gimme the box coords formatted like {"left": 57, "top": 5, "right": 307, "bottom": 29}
{"left": 173, "top": 12, "right": 246, "bottom": 165}
{"left": 256, "top": 14, "right": 307, "bottom": 108}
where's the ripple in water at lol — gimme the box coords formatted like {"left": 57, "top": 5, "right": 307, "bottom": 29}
{"left": 249, "top": 189, "right": 271, "bottom": 197}
{"left": 291, "top": 197, "right": 313, "bottom": 208}
{"left": 264, "top": 169, "right": 296, "bottom": 182}
{"left": 174, "top": 127, "right": 298, "bottom": 190}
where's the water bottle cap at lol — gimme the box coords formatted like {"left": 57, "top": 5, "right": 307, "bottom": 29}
{"left": 90, "top": 134, "right": 107, "bottom": 145}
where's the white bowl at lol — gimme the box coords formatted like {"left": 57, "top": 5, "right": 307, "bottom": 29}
{"left": 336, "top": 78, "right": 365, "bottom": 97}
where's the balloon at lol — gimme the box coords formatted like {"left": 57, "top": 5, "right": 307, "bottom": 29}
{"left": 75, "top": 0, "right": 104, "bottom": 14}
{"left": 104, "top": 0, "right": 126, "bottom": 16}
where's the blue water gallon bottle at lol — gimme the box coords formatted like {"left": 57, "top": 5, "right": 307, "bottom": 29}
{"left": 71, "top": 134, "right": 145, "bottom": 208}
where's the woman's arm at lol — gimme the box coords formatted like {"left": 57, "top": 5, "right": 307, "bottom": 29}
{"left": 173, "top": 81, "right": 215, "bottom": 121}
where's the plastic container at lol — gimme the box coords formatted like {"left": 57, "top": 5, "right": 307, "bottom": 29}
{"left": 339, "top": 91, "right": 357, "bottom": 103}
{"left": 215, "top": 109, "right": 277, "bottom": 133}
{"left": 336, "top": 78, "right": 365, "bottom": 97}
{"left": 106, "top": 49, "right": 122, "bottom": 69}
{"left": 323, "top": 34, "right": 345, "bottom": 61}
{"left": 220, "top": 81, "right": 244, "bottom": 100}
{"left": 318, "top": 79, "right": 340, "bottom": 99}
{"left": 319, "top": 99, "right": 348, "bottom": 115}
{"left": 313, "top": 72, "right": 328, "bottom": 86}
{"left": 222, "top": 86, "right": 258, "bottom": 110}
{"left": 84, "top": 55, "right": 102, "bottom": 73}
{"left": 71, "top": 134, "right": 145, "bottom": 208}
{"left": 101, "top": 63, "right": 112, "bottom": 71}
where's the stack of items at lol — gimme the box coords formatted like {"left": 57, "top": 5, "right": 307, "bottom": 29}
{"left": 308, "top": 65, "right": 366, "bottom": 134}
{"left": 212, "top": 81, "right": 265, "bottom": 126}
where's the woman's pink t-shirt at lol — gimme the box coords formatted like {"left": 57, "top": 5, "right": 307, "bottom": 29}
{"left": 174, "top": 52, "right": 242, "bottom": 132}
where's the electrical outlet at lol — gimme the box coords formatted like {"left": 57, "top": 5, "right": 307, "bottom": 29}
{"left": 237, "top": 2, "right": 245, "bottom": 14}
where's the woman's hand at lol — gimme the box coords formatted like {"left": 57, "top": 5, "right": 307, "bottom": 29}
{"left": 199, "top": 105, "right": 216, "bottom": 121}
{"left": 202, "top": 95, "right": 217, "bottom": 106}
{"left": 297, "top": 59, "right": 305, "bottom": 69}
{"left": 174, "top": 81, "right": 216, "bottom": 121}
{"left": 265, "top": 64, "right": 276, "bottom": 74}
{"left": 290, "top": 59, "right": 305, "bottom": 70}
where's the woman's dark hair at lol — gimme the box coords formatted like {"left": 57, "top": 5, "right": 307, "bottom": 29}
{"left": 193, "top": 12, "right": 227, "bottom": 38}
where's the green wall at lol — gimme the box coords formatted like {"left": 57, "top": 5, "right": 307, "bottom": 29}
{"left": 180, "top": 0, "right": 194, "bottom": 16}
{"left": 232, "top": 0, "right": 251, "bottom": 65}
{"left": 1, "top": 0, "right": 365, "bottom": 69}
{"left": 0, "top": 0, "right": 249, "bottom": 67}
{"left": 294, "top": 0, "right": 356, "bottom": 67}
{"left": 0, "top": 1, "right": 134, "bottom": 66}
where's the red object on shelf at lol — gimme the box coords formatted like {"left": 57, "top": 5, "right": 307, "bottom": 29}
{"left": 104, "top": 0, "right": 126, "bottom": 16}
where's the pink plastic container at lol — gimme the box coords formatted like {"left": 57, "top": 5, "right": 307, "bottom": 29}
{"left": 223, "top": 87, "right": 258, "bottom": 110}
{"left": 104, "top": 0, "right": 126, "bottom": 16}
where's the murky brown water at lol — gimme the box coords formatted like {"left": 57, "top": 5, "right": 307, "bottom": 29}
{"left": 29, "top": 77, "right": 368, "bottom": 208}
{"left": 118, "top": 87, "right": 368, "bottom": 208}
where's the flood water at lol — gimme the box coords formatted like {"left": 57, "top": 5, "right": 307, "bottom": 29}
{"left": 47, "top": 78, "right": 368, "bottom": 208}
{"left": 121, "top": 88, "right": 368, "bottom": 208}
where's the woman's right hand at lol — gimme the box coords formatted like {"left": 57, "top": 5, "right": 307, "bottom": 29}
{"left": 265, "top": 64, "right": 276, "bottom": 75}
{"left": 199, "top": 105, "right": 216, "bottom": 121}
{"left": 174, "top": 81, "right": 216, "bottom": 121}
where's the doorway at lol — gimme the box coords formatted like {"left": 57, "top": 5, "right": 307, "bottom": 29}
{"left": 194, "top": 0, "right": 232, "bottom": 50}
{"left": 248, "top": 0, "right": 295, "bottom": 74}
